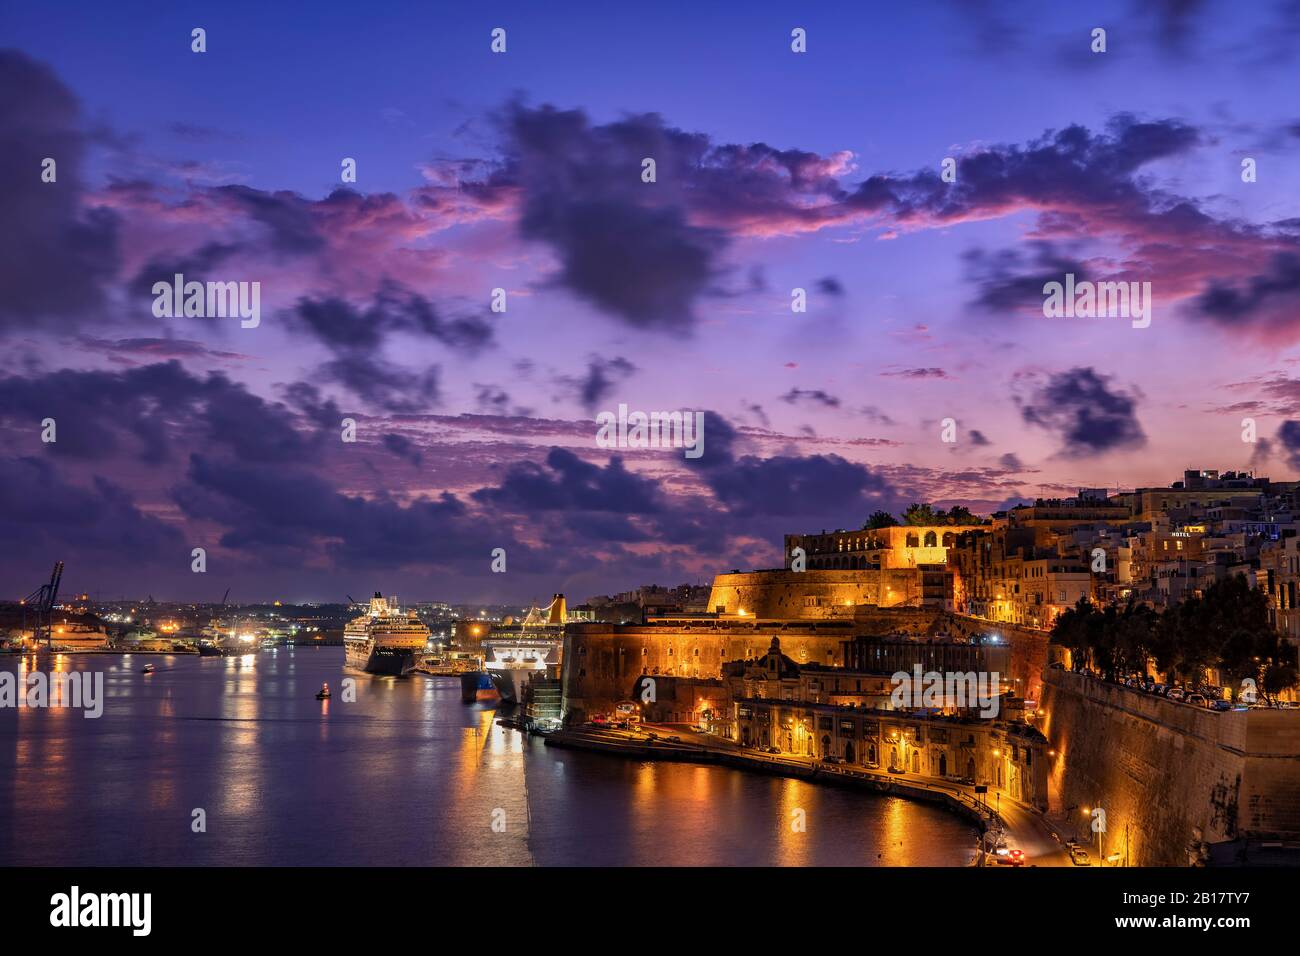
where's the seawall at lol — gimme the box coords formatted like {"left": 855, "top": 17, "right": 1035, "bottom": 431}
{"left": 1040, "top": 669, "right": 1300, "bottom": 865}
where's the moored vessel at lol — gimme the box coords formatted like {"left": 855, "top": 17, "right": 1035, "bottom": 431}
{"left": 460, "top": 670, "right": 500, "bottom": 703}
{"left": 481, "top": 594, "right": 565, "bottom": 703}
{"left": 344, "top": 593, "right": 430, "bottom": 676}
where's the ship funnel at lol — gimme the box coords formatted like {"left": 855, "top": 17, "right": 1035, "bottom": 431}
{"left": 548, "top": 594, "right": 566, "bottom": 625}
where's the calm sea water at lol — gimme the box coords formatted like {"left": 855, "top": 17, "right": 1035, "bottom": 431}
{"left": 0, "top": 649, "right": 977, "bottom": 866}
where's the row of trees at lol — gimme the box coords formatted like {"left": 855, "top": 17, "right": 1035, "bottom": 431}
{"left": 1050, "top": 574, "right": 1298, "bottom": 701}
{"left": 866, "top": 504, "right": 985, "bottom": 529}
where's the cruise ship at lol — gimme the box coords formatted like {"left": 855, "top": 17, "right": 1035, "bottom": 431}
{"left": 343, "top": 593, "right": 430, "bottom": 676}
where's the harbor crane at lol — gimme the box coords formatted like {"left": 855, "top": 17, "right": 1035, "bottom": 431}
{"left": 22, "top": 561, "right": 64, "bottom": 648}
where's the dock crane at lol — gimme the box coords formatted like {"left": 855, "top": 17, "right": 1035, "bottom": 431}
{"left": 22, "top": 561, "right": 64, "bottom": 648}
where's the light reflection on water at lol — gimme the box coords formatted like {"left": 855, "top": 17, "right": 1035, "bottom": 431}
{"left": 0, "top": 649, "right": 976, "bottom": 866}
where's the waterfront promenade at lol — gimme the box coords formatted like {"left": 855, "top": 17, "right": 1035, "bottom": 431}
{"left": 546, "top": 722, "right": 1072, "bottom": 866}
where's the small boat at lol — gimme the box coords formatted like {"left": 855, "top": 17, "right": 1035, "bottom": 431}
{"left": 315, "top": 682, "right": 331, "bottom": 700}
{"left": 142, "top": 663, "right": 155, "bottom": 674}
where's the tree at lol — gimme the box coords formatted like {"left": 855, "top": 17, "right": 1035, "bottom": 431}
{"left": 865, "top": 510, "right": 898, "bottom": 529}
{"left": 902, "top": 503, "right": 937, "bottom": 526}
{"left": 1052, "top": 574, "right": 1299, "bottom": 699}
{"left": 1113, "top": 600, "right": 1157, "bottom": 678}
{"left": 1262, "top": 655, "right": 1300, "bottom": 704}
{"left": 944, "top": 505, "right": 979, "bottom": 525}
{"left": 1050, "top": 597, "right": 1095, "bottom": 671}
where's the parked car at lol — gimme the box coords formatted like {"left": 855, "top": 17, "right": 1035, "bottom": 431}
{"left": 666, "top": 735, "right": 682, "bottom": 743}
{"left": 821, "top": 755, "right": 846, "bottom": 765}
{"left": 1211, "top": 700, "right": 1233, "bottom": 712}
{"left": 1185, "top": 693, "right": 1208, "bottom": 707}
{"left": 1069, "top": 846, "right": 1091, "bottom": 866}
{"left": 1152, "top": 683, "right": 1167, "bottom": 696}
{"left": 1167, "top": 687, "right": 1186, "bottom": 701}
{"left": 765, "top": 746, "right": 781, "bottom": 754}
{"left": 1049, "top": 661, "right": 1066, "bottom": 671}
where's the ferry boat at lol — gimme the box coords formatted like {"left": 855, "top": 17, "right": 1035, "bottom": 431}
{"left": 481, "top": 595, "right": 566, "bottom": 703}
{"left": 343, "top": 593, "right": 430, "bottom": 676}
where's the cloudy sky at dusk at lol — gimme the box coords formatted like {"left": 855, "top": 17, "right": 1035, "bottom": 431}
{"left": 4, "top": 1, "right": 1300, "bottom": 603}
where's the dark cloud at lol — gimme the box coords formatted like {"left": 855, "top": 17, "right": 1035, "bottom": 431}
{"left": 76, "top": 335, "right": 248, "bottom": 363}
{"left": 0, "top": 456, "right": 183, "bottom": 559}
{"left": 781, "top": 388, "right": 841, "bottom": 409}
{"left": 705, "top": 452, "right": 903, "bottom": 520}
{"left": 846, "top": 114, "right": 1201, "bottom": 224}
{"left": 381, "top": 433, "right": 423, "bottom": 467}
{"left": 1190, "top": 253, "right": 1300, "bottom": 331}
{"left": 445, "top": 103, "right": 871, "bottom": 331}
{"left": 558, "top": 355, "right": 637, "bottom": 414}
{"left": 1277, "top": 421, "right": 1300, "bottom": 468}
{"left": 210, "top": 184, "right": 326, "bottom": 255}
{"left": 472, "top": 448, "right": 662, "bottom": 514}
{"left": 815, "top": 276, "right": 845, "bottom": 296}
{"left": 882, "top": 368, "right": 950, "bottom": 380}
{"left": 474, "top": 384, "right": 511, "bottom": 414}
{"left": 281, "top": 381, "right": 347, "bottom": 430}
{"left": 0, "top": 361, "right": 319, "bottom": 463}
{"left": 1017, "top": 367, "right": 1146, "bottom": 457}
{"left": 127, "top": 241, "right": 241, "bottom": 301}
{"left": 969, "top": 430, "right": 992, "bottom": 446}
{"left": 320, "top": 352, "right": 439, "bottom": 414}
{"left": 491, "top": 104, "right": 727, "bottom": 330}
{"left": 0, "top": 51, "right": 119, "bottom": 329}
{"left": 1251, "top": 435, "right": 1275, "bottom": 467}
{"left": 293, "top": 286, "right": 493, "bottom": 355}
{"left": 964, "top": 241, "right": 1089, "bottom": 315}
{"left": 685, "top": 410, "right": 741, "bottom": 469}
{"left": 174, "top": 454, "right": 520, "bottom": 569}
{"left": 858, "top": 406, "right": 898, "bottom": 427}
{"left": 291, "top": 287, "right": 494, "bottom": 412}
{"left": 995, "top": 494, "right": 1034, "bottom": 512}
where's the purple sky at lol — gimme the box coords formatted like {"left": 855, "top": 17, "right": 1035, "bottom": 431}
{"left": 4, "top": 1, "right": 1300, "bottom": 603}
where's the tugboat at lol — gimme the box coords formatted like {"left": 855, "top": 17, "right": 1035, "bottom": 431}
{"left": 142, "top": 663, "right": 155, "bottom": 675}
{"left": 315, "top": 682, "right": 331, "bottom": 700}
